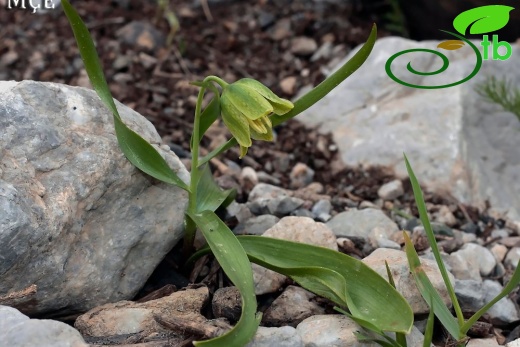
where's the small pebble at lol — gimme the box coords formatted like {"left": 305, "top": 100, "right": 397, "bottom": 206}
{"left": 505, "top": 247, "right": 520, "bottom": 268}
{"left": 289, "top": 163, "right": 315, "bottom": 189}
{"left": 279, "top": 76, "right": 297, "bottom": 95}
{"left": 377, "top": 179, "right": 404, "bottom": 200}
{"left": 290, "top": 36, "right": 318, "bottom": 56}
{"left": 311, "top": 199, "right": 332, "bottom": 217}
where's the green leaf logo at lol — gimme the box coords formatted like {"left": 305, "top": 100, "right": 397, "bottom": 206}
{"left": 437, "top": 40, "right": 465, "bottom": 51}
{"left": 453, "top": 5, "right": 514, "bottom": 35}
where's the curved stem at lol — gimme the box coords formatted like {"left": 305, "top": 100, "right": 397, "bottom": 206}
{"left": 204, "top": 75, "right": 228, "bottom": 89}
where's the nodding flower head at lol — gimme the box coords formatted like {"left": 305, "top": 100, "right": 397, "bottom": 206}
{"left": 220, "top": 78, "right": 294, "bottom": 158}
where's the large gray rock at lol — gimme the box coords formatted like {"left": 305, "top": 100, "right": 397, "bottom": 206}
{"left": 0, "top": 81, "right": 189, "bottom": 316}
{"left": 299, "top": 37, "right": 520, "bottom": 221}
{"left": 0, "top": 305, "right": 87, "bottom": 347}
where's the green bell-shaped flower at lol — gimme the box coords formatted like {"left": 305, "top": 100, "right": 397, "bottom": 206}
{"left": 220, "top": 78, "right": 294, "bottom": 158}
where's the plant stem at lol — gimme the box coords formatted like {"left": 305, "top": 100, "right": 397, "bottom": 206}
{"left": 182, "top": 83, "right": 207, "bottom": 259}
{"left": 205, "top": 75, "right": 228, "bottom": 89}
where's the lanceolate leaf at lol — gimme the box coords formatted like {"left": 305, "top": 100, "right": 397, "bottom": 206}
{"left": 453, "top": 5, "right": 514, "bottom": 36}
{"left": 196, "top": 164, "right": 235, "bottom": 213}
{"left": 237, "top": 236, "right": 413, "bottom": 333}
{"left": 403, "top": 232, "right": 462, "bottom": 340}
{"left": 188, "top": 211, "right": 261, "bottom": 347}
{"left": 62, "top": 0, "right": 189, "bottom": 191}
{"left": 404, "top": 155, "right": 464, "bottom": 326}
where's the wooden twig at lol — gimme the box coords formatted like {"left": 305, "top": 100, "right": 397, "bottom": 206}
{"left": 136, "top": 284, "right": 177, "bottom": 303}
{"left": 200, "top": 0, "right": 213, "bottom": 22}
{"left": 86, "top": 17, "right": 126, "bottom": 29}
{"left": 154, "top": 314, "right": 228, "bottom": 339}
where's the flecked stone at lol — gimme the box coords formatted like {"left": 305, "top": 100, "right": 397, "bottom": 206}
{"left": 297, "top": 36, "right": 520, "bottom": 222}
{"left": 252, "top": 263, "right": 287, "bottom": 295}
{"left": 0, "top": 305, "right": 87, "bottom": 347}
{"left": 311, "top": 199, "right": 332, "bottom": 217}
{"left": 290, "top": 37, "right": 318, "bottom": 56}
{"left": 233, "top": 215, "right": 280, "bottom": 236}
{"left": 505, "top": 247, "right": 520, "bottom": 269}
{"left": 289, "top": 162, "right": 315, "bottom": 189}
{"left": 490, "top": 244, "right": 508, "bottom": 263}
{"left": 296, "top": 315, "right": 367, "bottom": 347}
{"left": 482, "top": 280, "right": 519, "bottom": 324}
{"left": 246, "top": 326, "right": 303, "bottom": 347}
{"left": 267, "top": 196, "right": 305, "bottom": 217}
{"left": 451, "top": 243, "right": 496, "bottom": 277}
{"left": 377, "top": 179, "right": 404, "bottom": 200}
{"left": 262, "top": 286, "right": 326, "bottom": 327}
{"left": 0, "top": 81, "right": 188, "bottom": 316}
{"left": 327, "top": 209, "right": 399, "bottom": 239}
{"left": 264, "top": 217, "right": 338, "bottom": 251}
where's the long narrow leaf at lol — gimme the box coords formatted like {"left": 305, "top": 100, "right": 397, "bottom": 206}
{"left": 404, "top": 155, "right": 463, "bottom": 325}
{"left": 237, "top": 235, "right": 413, "bottom": 333}
{"left": 386, "top": 261, "right": 407, "bottom": 347}
{"left": 423, "top": 296, "right": 435, "bottom": 347}
{"left": 461, "top": 259, "right": 520, "bottom": 333}
{"left": 62, "top": 0, "right": 189, "bottom": 191}
{"left": 403, "top": 232, "right": 461, "bottom": 340}
{"left": 188, "top": 211, "right": 261, "bottom": 347}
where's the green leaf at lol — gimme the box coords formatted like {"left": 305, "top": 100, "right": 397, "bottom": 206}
{"left": 403, "top": 232, "right": 462, "bottom": 340}
{"left": 385, "top": 261, "right": 407, "bottom": 347}
{"left": 335, "top": 307, "right": 404, "bottom": 347}
{"left": 453, "top": 5, "right": 514, "bottom": 35}
{"left": 237, "top": 236, "right": 413, "bottom": 333}
{"left": 404, "top": 155, "right": 463, "bottom": 325}
{"left": 354, "top": 333, "right": 401, "bottom": 347}
{"left": 196, "top": 164, "right": 235, "bottom": 213}
{"left": 188, "top": 211, "right": 261, "bottom": 347}
{"left": 461, "top": 259, "right": 520, "bottom": 334}
{"left": 423, "top": 296, "right": 435, "bottom": 347}
{"left": 62, "top": 0, "right": 189, "bottom": 191}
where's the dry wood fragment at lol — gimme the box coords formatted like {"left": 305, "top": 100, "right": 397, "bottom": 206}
{"left": 154, "top": 314, "right": 229, "bottom": 339}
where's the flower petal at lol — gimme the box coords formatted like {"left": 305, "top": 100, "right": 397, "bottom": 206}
{"left": 225, "top": 83, "right": 273, "bottom": 120}
{"left": 250, "top": 116, "right": 274, "bottom": 142}
{"left": 235, "top": 78, "right": 294, "bottom": 115}
{"left": 221, "top": 93, "right": 252, "bottom": 148}
{"left": 247, "top": 118, "right": 267, "bottom": 134}
{"left": 239, "top": 145, "right": 249, "bottom": 159}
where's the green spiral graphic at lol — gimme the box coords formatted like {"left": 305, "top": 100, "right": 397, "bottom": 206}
{"left": 385, "top": 31, "right": 482, "bottom": 89}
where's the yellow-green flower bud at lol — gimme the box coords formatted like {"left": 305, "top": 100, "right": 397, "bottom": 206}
{"left": 220, "top": 78, "right": 294, "bottom": 158}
